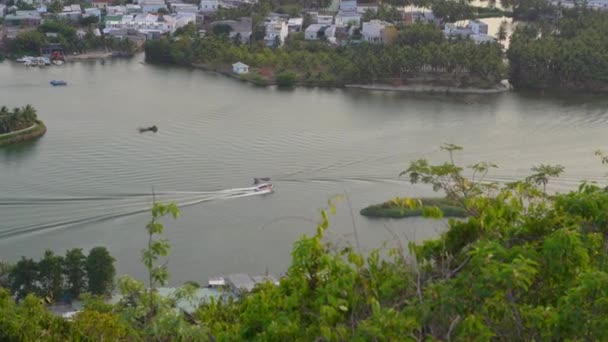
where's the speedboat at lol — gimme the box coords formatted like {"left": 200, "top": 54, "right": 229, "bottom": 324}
{"left": 50, "top": 80, "right": 67, "bottom": 86}
{"left": 254, "top": 183, "right": 273, "bottom": 193}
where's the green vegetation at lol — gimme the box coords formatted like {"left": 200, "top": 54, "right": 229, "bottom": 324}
{"left": 508, "top": 9, "right": 608, "bottom": 91}
{"left": 361, "top": 197, "right": 467, "bottom": 218}
{"left": 4, "top": 144, "right": 608, "bottom": 339}
{"left": 146, "top": 22, "right": 505, "bottom": 88}
{"left": 5, "top": 246, "right": 115, "bottom": 302}
{"left": 473, "top": 6, "right": 513, "bottom": 19}
{"left": 0, "top": 105, "right": 38, "bottom": 134}
{"left": 4, "top": 19, "right": 134, "bottom": 57}
{"left": 0, "top": 105, "right": 46, "bottom": 146}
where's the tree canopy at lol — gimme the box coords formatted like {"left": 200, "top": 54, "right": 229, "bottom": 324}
{"left": 0, "top": 105, "right": 38, "bottom": 134}
{"left": 508, "top": 8, "right": 608, "bottom": 91}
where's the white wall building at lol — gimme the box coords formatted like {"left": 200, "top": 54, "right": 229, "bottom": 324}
{"left": 305, "top": 23, "right": 324, "bottom": 40}
{"left": 334, "top": 11, "right": 360, "bottom": 27}
{"left": 264, "top": 20, "right": 288, "bottom": 47}
{"left": 103, "top": 13, "right": 195, "bottom": 38}
{"left": 444, "top": 20, "right": 495, "bottom": 44}
{"left": 287, "top": 17, "right": 303, "bottom": 32}
{"left": 170, "top": 3, "right": 199, "bottom": 13}
{"left": 317, "top": 14, "right": 333, "bottom": 25}
{"left": 140, "top": 0, "right": 167, "bottom": 13}
{"left": 362, "top": 20, "right": 392, "bottom": 44}
{"left": 200, "top": 0, "right": 220, "bottom": 12}
{"left": 232, "top": 62, "right": 249, "bottom": 74}
{"left": 84, "top": 7, "right": 102, "bottom": 20}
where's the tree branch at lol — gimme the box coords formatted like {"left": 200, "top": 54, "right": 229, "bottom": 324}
{"left": 446, "top": 315, "right": 462, "bottom": 342}
{"left": 446, "top": 255, "right": 471, "bottom": 279}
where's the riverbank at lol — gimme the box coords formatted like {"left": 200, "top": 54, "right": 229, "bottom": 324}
{"left": 0, "top": 121, "right": 46, "bottom": 147}
{"left": 360, "top": 197, "right": 467, "bottom": 219}
{"left": 346, "top": 82, "right": 511, "bottom": 94}
{"left": 65, "top": 51, "right": 114, "bottom": 62}
{"left": 190, "top": 62, "right": 509, "bottom": 93}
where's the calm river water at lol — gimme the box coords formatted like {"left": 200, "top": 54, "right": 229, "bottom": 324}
{"left": 1, "top": 56, "right": 607, "bottom": 284}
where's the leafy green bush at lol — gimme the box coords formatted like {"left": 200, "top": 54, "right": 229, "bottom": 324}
{"left": 276, "top": 71, "right": 298, "bottom": 88}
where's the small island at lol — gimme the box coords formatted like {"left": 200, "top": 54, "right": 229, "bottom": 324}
{"left": 360, "top": 197, "right": 467, "bottom": 219}
{"left": 0, "top": 105, "right": 47, "bottom": 146}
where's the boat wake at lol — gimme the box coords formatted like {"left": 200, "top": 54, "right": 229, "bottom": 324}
{"left": 0, "top": 186, "right": 272, "bottom": 239}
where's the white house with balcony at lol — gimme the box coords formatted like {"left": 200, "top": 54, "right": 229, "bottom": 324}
{"left": 232, "top": 62, "right": 249, "bottom": 74}
{"left": 264, "top": 20, "right": 288, "bottom": 47}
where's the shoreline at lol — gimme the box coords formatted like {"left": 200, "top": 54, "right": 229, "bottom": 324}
{"left": 65, "top": 51, "right": 114, "bottom": 62}
{"left": 0, "top": 121, "right": 47, "bottom": 146}
{"left": 189, "top": 62, "right": 509, "bottom": 94}
{"left": 345, "top": 82, "right": 511, "bottom": 94}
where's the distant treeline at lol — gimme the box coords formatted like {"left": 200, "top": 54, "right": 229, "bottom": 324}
{"left": 1, "top": 247, "right": 115, "bottom": 302}
{"left": 508, "top": 9, "right": 608, "bottom": 91}
{"left": 145, "top": 23, "right": 506, "bottom": 88}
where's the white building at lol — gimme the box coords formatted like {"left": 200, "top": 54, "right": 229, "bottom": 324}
{"left": 103, "top": 13, "right": 194, "bottom": 38}
{"left": 232, "top": 62, "right": 249, "bottom": 74}
{"left": 305, "top": 24, "right": 336, "bottom": 41}
{"left": 200, "top": 0, "right": 220, "bottom": 12}
{"left": 0, "top": 4, "right": 6, "bottom": 18}
{"left": 362, "top": 20, "right": 392, "bottom": 44}
{"left": 170, "top": 3, "right": 199, "bottom": 13}
{"left": 126, "top": 4, "right": 143, "bottom": 13}
{"left": 264, "top": 20, "right": 288, "bottom": 47}
{"left": 444, "top": 20, "right": 495, "bottom": 45}
{"left": 287, "top": 17, "right": 303, "bottom": 32}
{"left": 339, "top": 0, "right": 356, "bottom": 11}
{"left": 140, "top": 0, "right": 167, "bottom": 13}
{"left": 36, "top": 4, "right": 47, "bottom": 13}
{"left": 317, "top": 14, "right": 333, "bottom": 25}
{"left": 84, "top": 7, "right": 102, "bottom": 20}
{"left": 469, "top": 19, "right": 488, "bottom": 35}
{"left": 334, "top": 11, "right": 360, "bottom": 27}
{"left": 58, "top": 5, "right": 82, "bottom": 22}
{"left": 92, "top": 0, "right": 112, "bottom": 9}
{"left": 305, "top": 23, "right": 324, "bottom": 40}
{"left": 106, "top": 5, "right": 127, "bottom": 15}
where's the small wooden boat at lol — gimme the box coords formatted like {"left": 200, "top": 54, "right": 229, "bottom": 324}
{"left": 138, "top": 125, "right": 158, "bottom": 133}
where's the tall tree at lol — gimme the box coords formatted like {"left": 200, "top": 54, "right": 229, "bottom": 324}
{"left": 9, "top": 257, "right": 40, "bottom": 300}
{"left": 64, "top": 248, "right": 87, "bottom": 300}
{"left": 38, "top": 250, "right": 65, "bottom": 303}
{"left": 86, "top": 247, "right": 116, "bottom": 296}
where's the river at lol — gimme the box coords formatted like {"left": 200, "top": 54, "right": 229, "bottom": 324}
{"left": 1, "top": 56, "right": 607, "bottom": 285}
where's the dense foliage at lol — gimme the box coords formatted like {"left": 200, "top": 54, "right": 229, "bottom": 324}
{"left": 4, "top": 246, "right": 115, "bottom": 302}
{"left": 4, "top": 19, "right": 134, "bottom": 56}
{"left": 360, "top": 197, "right": 467, "bottom": 218}
{"left": 146, "top": 23, "right": 505, "bottom": 87}
{"left": 508, "top": 8, "right": 608, "bottom": 90}
{"left": 4, "top": 145, "right": 608, "bottom": 339}
{"left": 0, "top": 105, "right": 38, "bottom": 134}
